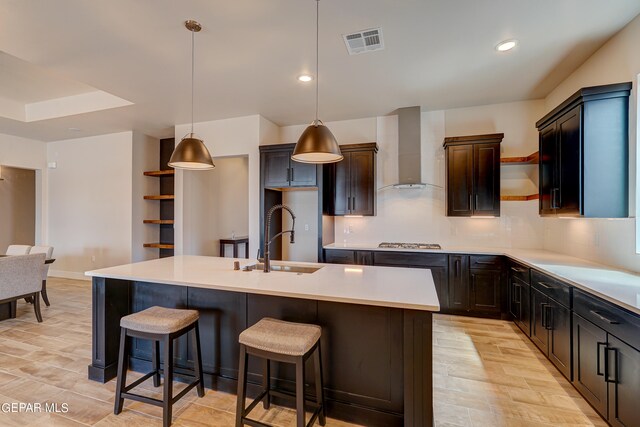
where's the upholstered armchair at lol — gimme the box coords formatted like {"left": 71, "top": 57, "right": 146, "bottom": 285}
{"left": 0, "top": 253, "right": 46, "bottom": 322}
{"left": 5, "top": 245, "right": 31, "bottom": 255}
{"left": 28, "top": 246, "right": 54, "bottom": 306}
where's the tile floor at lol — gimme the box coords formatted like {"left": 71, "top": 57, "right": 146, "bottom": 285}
{"left": 0, "top": 278, "right": 606, "bottom": 426}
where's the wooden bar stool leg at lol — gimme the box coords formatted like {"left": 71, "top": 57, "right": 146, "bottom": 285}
{"left": 262, "top": 358, "right": 270, "bottom": 409}
{"left": 193, "top": 323, "right": 204, "bottom": 397}
{"left": 314, "top": 343, "right": 326, "bottom": 426}
{"left": 33, "top": 292, "right": 43, "bottom": 323}
{"left": 152, "top": 340, "right": 161, "bottom": 387}
{"left": 114, "top": 328, "right": 128, "bottom": 414}
{"left": 162, "top": 335, "right": 174, "bottom": 427}
{"left": 295, "top": 357, "right": 306, "bottom": 427}
{"left": 235, "top": 344, "right": 248, "bottom": 427}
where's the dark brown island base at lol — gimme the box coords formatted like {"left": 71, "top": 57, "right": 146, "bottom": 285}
{"left": 87, "top": 256, "right": 440, "bottom": 427}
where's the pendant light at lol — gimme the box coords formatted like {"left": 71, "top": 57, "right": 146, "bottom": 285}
{"left": 291, "top": 0, "right": 343, "bottom": 164}
{"left": 168, "top": 20, "right": 215, "bottom": 170}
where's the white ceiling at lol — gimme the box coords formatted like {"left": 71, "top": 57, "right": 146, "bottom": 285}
{"left": 0, "top": 0, "right": 638, "bottom": 141}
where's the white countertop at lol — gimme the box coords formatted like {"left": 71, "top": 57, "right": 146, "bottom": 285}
{"left": 85, "top": 256, "right": 440, "bottom": 312}
{"left": 325, "top": 243, "right": 640, "bottom": 315}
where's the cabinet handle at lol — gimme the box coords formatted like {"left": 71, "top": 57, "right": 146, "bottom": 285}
{"left": 605, "top": 347, "right": 618, "bottom": 384}
{"left": 290, "top": 167, "right": 294, "bottom": 182}
{"left": 540, "top": 303, "right": 548, "bottom": 328}
{"left": 511, "top": 267, "right": 527, "bottom": 273}
{"left": 347, "top": 196, "right": 351, "bottom": 211}
{"left": 544, "top": 305, "right": 553, "bottom": 330}
{"left": 475, "top": 194, "right": 479, "bottom": 210}
{"left": 590, "top": 310, "right": 620, "bottom": 325}
{"left": 455, "top": 259, "right": 461, "bottom": 277}
{"left": 537, "top": 281, "right": 554, "bottom": 290}
{"left": 596, "top": 342, "right": 607, "bottom": 376}
{"left": 475, "top": 261, "right": 495, "bottom": 265}
{"left": 352, "top": 196, "right": 356, "bottom": 211}
{"left": 469, "top": 194, "right": 473, "bottom": 210}
{"left": 286, "top": 167, "right": 291, "bottom": 182}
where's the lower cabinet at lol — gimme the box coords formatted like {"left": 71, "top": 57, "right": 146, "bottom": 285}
{"left": 448, "top": 255, "right": 469, "bottom": 311}
{"left": 324, "top": 249, "right": 373, "bottom": 265}
{"left": 509, "top": 276, "right": 531, "bottom": 336}
{"left": 573, "top": 289, "right": 640, "bottom": 427}
{"left": 448, "top": 255, "right": 503, "bottom": 316}
{"left": 469, "top": 269, "right": 501, "bottom": 313}
{"left": 530, "top": 287, "right": 572, "bottom": 379}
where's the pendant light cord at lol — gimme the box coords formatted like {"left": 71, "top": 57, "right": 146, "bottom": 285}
{"left": 315, "top": 0, "right": 319, "bottom": 124}
{"left": 191, "top": 27, "right": 195, "bottom": 135}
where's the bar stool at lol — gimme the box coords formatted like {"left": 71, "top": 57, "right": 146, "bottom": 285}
{"left": 114, "top": 306, "right": 204, "bottom": 427}
{"left": 236, "top": 317, "right": 326, "bottom": 427}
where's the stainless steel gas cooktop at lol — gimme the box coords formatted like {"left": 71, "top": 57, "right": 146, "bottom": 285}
{"left": 378, "top": 242, "right": 442, "bottom": 250}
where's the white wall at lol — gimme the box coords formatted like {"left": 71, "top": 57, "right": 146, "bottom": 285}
{"left": 175, "top": 115, "right": 262, "bottom": 257}
{"left": 47, "top": 132, "right": 133, "bottom": 279}
{"left": 327, "top": 101, "right": 546, "bottom": 249}
{"left": 131, "top": 132, "right": 160, "bottom": 262}
{"left": 0, "top": 133, "right": 47, "bottom": 244}
{"left": 542, "top": 13, "right": 640, "bottom": 272}
{"left": 282, "top": 190, "right": 318, "bottom": 262}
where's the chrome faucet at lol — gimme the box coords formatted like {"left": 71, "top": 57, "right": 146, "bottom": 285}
{"left": 263, "top": 204, "right": 296, "bottom": 273}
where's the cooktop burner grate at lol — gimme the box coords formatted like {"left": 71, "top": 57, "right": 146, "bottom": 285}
{"left": 378, "top": 242, "right": 442, "bottom": 250}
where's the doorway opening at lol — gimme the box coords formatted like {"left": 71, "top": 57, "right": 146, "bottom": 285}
{"left": 0, "top": 165, "right": 36, "bottom": 252}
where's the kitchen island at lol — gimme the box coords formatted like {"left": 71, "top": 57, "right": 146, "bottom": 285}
{"left": 86, "top": 256, "right": 439, "bottom": 427}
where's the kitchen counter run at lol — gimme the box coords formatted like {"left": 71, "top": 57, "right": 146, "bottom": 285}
{"left": 324, "top": 243, "right": 640, "bottom": 315}
{"left": 86, "top": 255, "right": 440, "bottom": 312}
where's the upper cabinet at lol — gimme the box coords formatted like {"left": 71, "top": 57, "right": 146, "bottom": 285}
{"left": 536, "top": 82, "right": 632, "bottom": 217}
{"left": 324, "top": 143, "right": 378, "bottom": 216}
{"left": 261, "top": 144, "right": 317, "bottom": 188}
{"left": 443, "top": 133, "right": 502, "bottom": 217}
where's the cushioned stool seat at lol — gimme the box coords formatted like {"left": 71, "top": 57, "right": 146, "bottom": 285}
{"left": 120, "top": 306, "right": 199, "bottom": 334}
{"left": 239, "top": 317, "right": 321, "bottom": 356}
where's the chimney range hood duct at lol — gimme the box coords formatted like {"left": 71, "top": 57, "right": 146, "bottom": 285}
{"left": 393, "top": 106, "right": 426, "bottom": 189}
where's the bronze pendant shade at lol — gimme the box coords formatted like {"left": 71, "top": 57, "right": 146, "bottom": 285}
{"left": 291, "top": 120, "right": 343, "bottom": 163}
{"left": 168, "top": 133, "right": 215, "bottom": 170}
{"left": 168, "top": 20, "right": 215, "bottom": 170}
{"left": 291, "top": 0, "right": 342, "bottom": 164}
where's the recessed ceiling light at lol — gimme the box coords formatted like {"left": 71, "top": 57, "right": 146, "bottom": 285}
{"left": 496, "top": 40, "right": 518, "bottom": 52}
{"left": 297, "top": 74, "right": 314, "bottom": 82}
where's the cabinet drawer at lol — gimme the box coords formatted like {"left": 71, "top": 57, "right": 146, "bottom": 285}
{"left": 324, "top": 249, "right": 355, "bottom": 265}
{"left": 508, "top": 261, "right": 530, "bottom": 283}
{"left": 574, "top": 289, "right": 640, "bottom": 351}
{"left": 469, "top": 255, "right": 502, "bottom": 270}
{"left": 531, "top": 270, "right": 572, "bottom": 308}
{"left": 373, "top": 251, "right": 448, "bottom": 268}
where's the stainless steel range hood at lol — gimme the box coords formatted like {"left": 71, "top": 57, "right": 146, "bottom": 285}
{"left": 393, "top": 106, "right": 426, "bottom": 189}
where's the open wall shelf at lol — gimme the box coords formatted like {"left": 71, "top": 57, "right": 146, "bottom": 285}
{"left": 501, "top": 194, "right": 539, "bottom": 201}
{"left": 144, "top": 170, "right": 175, "bottom": 177}
{"left": 143, "top": 219, "right": 175, "bottom": 224}
{"left": 143, "top": 243, "right": 175, "bottom": 249}
{"left": 144, "top": 195, "right": 175, "bottom": 200}
{"left": 501, "top": 151, "right": 539, "bottom": 165}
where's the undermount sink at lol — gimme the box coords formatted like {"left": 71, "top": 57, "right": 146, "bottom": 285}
{"left": 243, "top": 263, "right": 323, "bottom": 274}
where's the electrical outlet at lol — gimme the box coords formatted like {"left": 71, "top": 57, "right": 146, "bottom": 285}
{"left": 304, "top": 224, "right": 309, "bottom": 231}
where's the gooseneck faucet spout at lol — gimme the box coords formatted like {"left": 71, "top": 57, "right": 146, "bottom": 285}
{"left": 264, "top": 204, "right": 296, "bottom": 273}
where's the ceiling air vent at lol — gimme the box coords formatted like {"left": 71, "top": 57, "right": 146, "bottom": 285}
{"left": 343, "top": 28, "right": 384, "bottom": 55}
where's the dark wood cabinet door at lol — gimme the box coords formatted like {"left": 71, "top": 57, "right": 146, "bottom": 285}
{"left": 333, "top": 154, "right": 350, "bottom": 215}
{"left": 556, "top": 106, "right": 582, "bottom": 215}
{"left": 355, "top": 251, "right": 373, "bottom": 266}
{"left": 530, "top": 288, "right": 549, "bottom": 354}
{"left": 519, "top": 281, "right": 531, "bottom": 337}
{"left": 573, "top": 313, "right": 608, "bottom": 418}
{"left": 539, "top": 123, "right": 557, "bottom": 214}
{"left": 447, "top": 145, "right": 473, "bottom": 216}
{"left": 509, "top": 279, "right": 521, "bottom": 321}
{"left": 430, "top": 266, "right": 448, "bottom": 312}
{"left": 448, "top": 255, "right": 469, "bottom": 311}
{"left": 324, "top": 249, "right": 355, "bottom": 264}
{"left": 469, "top": 269, "right": 501, "bottom": 313}
{"left": 349, "top": 150, "right": 375, "bottom": 215}
{"left": 548, "top": 298, "right": 572, "bottom": 380}
{"left": 473, "top": 143, "right": 500, "bottom": 216}
{"left": 290, "top": 159, "right": 317, "bottom": 187}
{"left": 263, "top": 150, "right": 292, "bottom": 188}
{"left": 607, "top": 335, "right": 640, "bottom": 427}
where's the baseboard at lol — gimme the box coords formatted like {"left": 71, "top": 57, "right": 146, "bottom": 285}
{"left": 49, "top": 269, "right": 91, "bottom": 281}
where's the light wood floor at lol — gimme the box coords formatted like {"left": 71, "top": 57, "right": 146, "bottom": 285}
{"left": 0, "top": 278, "right": 606, "bottom": 427}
